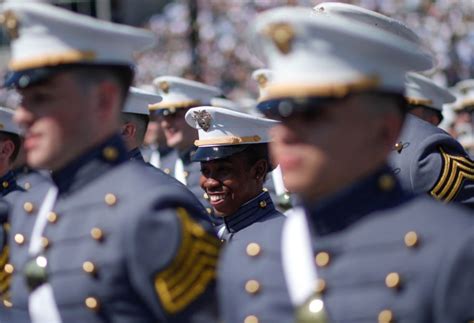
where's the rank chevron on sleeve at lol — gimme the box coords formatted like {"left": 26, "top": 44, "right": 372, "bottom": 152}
{"left": 430, "top": 147, "right": 474, "bottom": 202}
{"left": 154, "top": 207, "right": 219, "bottom": 314}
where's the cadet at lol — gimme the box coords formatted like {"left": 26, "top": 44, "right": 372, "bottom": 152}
{"left": 405, "top": 72, "right": 455, "bottom": 126}
{"left": 184, "top": 106, "right": 283, "bottom": 241}
{"left": 219, "top": 5, "right": 474, "bottom": 323}
{"left": 0, "top": 3, "right": 218, "bottom": 322}
{"left": 0, "top": 107, "right": 23, "bottom": 197}
{"left": 121, "top": 87, "right": 162, "bottom": 162}
{"left": 314, "top": 2, "right": 474, "bottom": 209}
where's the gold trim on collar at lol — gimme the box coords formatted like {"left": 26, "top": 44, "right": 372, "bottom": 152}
{"left": 9, "top": 50, "right": 97, "bottom": 71}
{"left": 148, "top": 100, "right": 201, "bottom": 111}
{"left": 195, "top": 135, "right": 261, "bottom": 147}
{"left": 259, "top": 76, "right": 380, "bottom": 101}
{"left": 406, "top": 97, "right": 433, "bottom": 106}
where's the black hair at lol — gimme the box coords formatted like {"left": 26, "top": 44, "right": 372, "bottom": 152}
{"left": 0, "top": 132, "right": 21, "bottom": 163}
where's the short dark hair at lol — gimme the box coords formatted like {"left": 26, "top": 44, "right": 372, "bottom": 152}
{"left": 121, "top": 112, "right": 150, "bottom": 144}
{"left": 0, "top": 132, "right": 21, "bottom": 163}
{"left": 68, "top": 64, "right": 133, "bottom": 105}
{"left": 407, "top": 104, "right": 443, "bottom": 123}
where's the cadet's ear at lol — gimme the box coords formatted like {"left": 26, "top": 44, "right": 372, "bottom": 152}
{"left": 253, "top": 159, "right": 268, "bottom": 183}
{"left": 121, "top": 122, "right": 136, "bottom": 140}
{"left": 0, "top": 139, "right": 14, "bottom": 163}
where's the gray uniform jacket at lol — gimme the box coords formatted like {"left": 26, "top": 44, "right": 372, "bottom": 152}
{"left": 2, "top": 135, "right": 219, "bottom": 323}
{"left": 218, "top": 166, "right": 474, "bottom": 323}
{"left": 389, "top": 114, "right": 474, "bottom": 209}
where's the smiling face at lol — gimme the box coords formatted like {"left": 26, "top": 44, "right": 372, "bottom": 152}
{"left": 200, "top": 151, "right": 266, "bottom": 217}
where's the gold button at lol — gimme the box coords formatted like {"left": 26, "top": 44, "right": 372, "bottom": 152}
{"left": 104, "top": 193, "right": 117, "bottom": 206}
{"left": 244, "top": 315, "right": 259, "bottom": 323}
{"left": 4, "top": 263, "right": 14, "bottom": 274}
{"left": 378, "top": 174, "right": 395, "bottom": 191}
{"left": 23, "top": 202, "right": 34, "bottom": 214}
{"left": 206, "top": 207, "right": 212, "bottom": 214}
{"left": 90, "top": 228, "right": 104, "bottom": 242}
{"left": 385, "top": 272, "right": 401, "bottom": 289}
{"left": 246, "top": 243, "right": 261, "bottom": 257}
{"left": 164, "top": 168, "right": 170, "bottom": 174}
{"left": 245, "top": 280, "right": 260, "bottom": 294}
{"left": 183, "top": 171, "right": 189, "bottom": 178}
{"left": 262, "top": 187, "right": 268, "bottom": 192}
{"left": 315, "top": 278, "right": 326, "bottom": 294}
{"left": 315, "top": 252, "right": 330, "bottom": 267}
{"left": 102, "top": 146, "right": 118, "bottom": 161}
{"left": 47, "top": 212, "right": 58, "bottom": 223}
{"left": 85, "top": 297, "right": 100, "bottom": 311}
{"left": 203, "top": 192, "right": 209, "bottom": 200}
{"left": 404, "top": 231, "right": 419, "bottom": 248}
{"left": 41, "top": 237, "right": 50, "bottom": 249}
{"left": 3, "top": 299, "right": 12, "bottom": 308}
{"left": 14, "top": 233, "right": 25, "bottom": 245}
{"left": 2, "top": 181, "right": 8, "bottom": 188}
{"left": 259, "top": 201, "right": 267, "bottom": 208}
{"left": 24, "top": 182, "right": 31, "bottom": 190}
{"left": 378, "top": 309, "right": 394, "bottom": 323}
{"left": 83, "top": 261, "right": 97, "bottom": 275}
{"left": 394, "top": 142, "right": 403, "bottom": 152}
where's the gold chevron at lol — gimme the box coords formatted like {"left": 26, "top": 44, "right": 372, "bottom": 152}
{"left": 154, "top": 208, "right": 219, "bottom": 314}
{"left": 430, "top": 147, "right": 474, "bottom": 202}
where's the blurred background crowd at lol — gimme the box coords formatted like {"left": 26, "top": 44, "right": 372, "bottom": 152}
{"left": 1, "top": 0, "right": 474, "bottom": 146}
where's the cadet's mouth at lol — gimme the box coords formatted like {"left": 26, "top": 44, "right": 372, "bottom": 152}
{"left": 207, "top": 193, "right": 228, "bottom": 206}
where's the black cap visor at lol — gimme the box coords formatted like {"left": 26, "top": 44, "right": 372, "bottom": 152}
{"left": 191, "top": 145, "right": 249, "bottom": 162}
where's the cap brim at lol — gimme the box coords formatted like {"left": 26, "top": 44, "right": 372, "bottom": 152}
{"left": 191, "top": 145, "right": 249, "bottom": 162}
{"left": 3, "top": 67, "right": 57, "bottom": 89}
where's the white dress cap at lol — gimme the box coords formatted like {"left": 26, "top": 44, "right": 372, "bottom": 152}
{"left": 185, "top": 106, "right": 279, "bottom": 147}
{"left": 150, "top": 76, "right": 222, "bottom": 111}
{"left": 249, "top": 6, "right": 433, "bottom": 101}
{"left": 0, "top": 2, "right": 154, "bottom": 71}
{"left": 122, "top": 87, "right": 162, "bottom": 116}
{"left": 0, "top": 107, "right": 21, "bottom": 136}
{"left": 453, "top": 79, "right": 474, "bottom": 111}
{"left": 405, "top": 73, "right": 455, "bottom": 112}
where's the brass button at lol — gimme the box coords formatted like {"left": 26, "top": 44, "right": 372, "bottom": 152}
{"left": 2, "top": 181, "right": 8, "bottom": 188}
{"left": 246, "top": 243, "right": 261, "bottom": 257}
{"left": 90, "top": 228, "right": 104, "bottom": 242}
{"left": 23, "top": 202, "right": 34, "bottom": 214}
{"left": 315, "top": 278, "right": 326, "bottom": 294}
{"left": 47, "top": 212, "right": 58, "bottom": 223}
{"left": 85, "top": 297, "right": 100, "bottom": 311}
{"left": 385, "top": 272, "right": 401, "bottom": 289}
{"left": 206, "top": 207, "right": 212, "bottom": 214}
{"left": 183, "top": 171, "right": 189, "bottom": 178}
{"left": 4, "top": 263, "right": 14, "bottom": 274}
{"left": 394, "top": 142, "right": 403, "bottom": 153}
{"left": 83, "top": 261, "right": 97, "bottom": 275}
{"left": 104, "top": 193, "right": 117, "bottom": 206}
{"left": 259, "top": 200, "right": 267, "bottom": 208}
{"left": 378, "top": 309, "right": 394, "bottom": 323}
{"left": 24, "top": 182, "right": 31, "bottom": 190}
{"left": 245, "top": 280, "right": 260, "bottom": 294}
{"left": 262, "top": 187, "right": 268, "bottom": 192}
{"left": 164, "top": 168, "right": 170, "bottom": 174}
{"left": 244, "top": 315, "right": 259, "bottom": 323}
{"left": 3, "top": 299, "right": 12, "bottom": 308}
{"left": 14, "top": 233, "right": 25, "bottom": 245}
{"left": 203, "top": 192, "right": 209, "bottom": 200}
{"left": 404, "top": 231, "right": 419, "bottom": 248}
{"left": 378, "top": 174, "right": 395, "bottom": 191}
{"left": 315, "top": 252, "right": 330, "bottom": 267}
{"left": 102, "top": 146, "right": 118, "bottom": 161}
{"left": 41, "top": 237, "right": 50, "bottom": 249}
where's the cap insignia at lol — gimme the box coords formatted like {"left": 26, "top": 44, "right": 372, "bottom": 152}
{"left": 159, "top": 81, "right": 170, "bottom": 94}
{"left": 263, "top": 23, "right": 294, "bottom": 55}
{"left": 0, "top": 11, "right": 19, "bottom": 40}
{"left": 256, "top": 74, "right": 268, "bottom": 88}
{"left": 192, "top": 110, "right": 213, "bottom": 132}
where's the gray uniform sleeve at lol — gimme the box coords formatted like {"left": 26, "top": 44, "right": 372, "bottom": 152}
{"left": 125, "top": 206, "right": 220, "bottom": 323}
